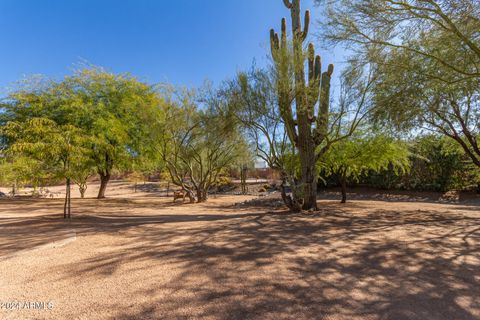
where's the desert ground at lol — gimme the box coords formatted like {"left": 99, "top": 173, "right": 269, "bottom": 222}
{"left": 1, "top": 182, "right": 479, "bottom": 320}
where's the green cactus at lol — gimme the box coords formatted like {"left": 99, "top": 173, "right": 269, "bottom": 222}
{"left": 270, "top": 0, "right": 334, "bottom": 211}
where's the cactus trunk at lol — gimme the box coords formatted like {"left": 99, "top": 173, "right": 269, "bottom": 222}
{"left": 270, "top": 0, "right": 334, "bottom": 211}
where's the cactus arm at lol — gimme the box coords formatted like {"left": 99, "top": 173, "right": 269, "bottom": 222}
{"left": 315, "top": 64, "right": 334, "bottom": 144}
{"left": 270, "top": 18, "right": 298, "bottom": 146}
{"left": 283, "top": 0, "right": 293, "bottom": 8}
{"left": 302, "top": 10, "right": 310, "bottom": 41}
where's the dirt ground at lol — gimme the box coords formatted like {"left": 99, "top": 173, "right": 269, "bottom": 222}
{"left": 0, "top": 181, "right": 479, "bottom": 320}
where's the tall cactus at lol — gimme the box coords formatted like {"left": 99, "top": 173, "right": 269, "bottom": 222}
{"left": 270, "top": 0, "right": 334, "bottom": 211}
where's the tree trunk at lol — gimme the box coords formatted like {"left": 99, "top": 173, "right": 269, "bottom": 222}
{"left": 67, "top": 178, "right": 71, "bottom": 218}
{"left": 63, "top": 180, "right": 68, "bottom": 219}
{"left": 97, "top": 172, "right": 111, "bottom": 199}
{"left": 196, "top": 188, "right": 208, "bottom": 203}
{"left": 11, "top": 179, "right": 17, "bottom": 196}
{"left": 340, "top": 174, "right": 347, "bottom": 204}
{"left": 298, "top": 141, "right": 318, "bottom": 210}
{"left": 79, "top": 184, "right": 86, "bottom": 199}
{"left": 280, "top": 173, "right": 303, "bottom": 212}
{"left": 64, "top": 178, "right": 71, "bottom": 219}
{"left": 187, "top": 190, "right": 195, "bottom": 203}
{"left": 240, "top": 166, "right": 247, "bottom": 194}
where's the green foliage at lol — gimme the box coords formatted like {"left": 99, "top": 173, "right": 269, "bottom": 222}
{"left": 1, "top": 118, "right": 91, "bottom": 180}
{"left": 2, "top": 66, "right": 164, "bottom": 198}
{"left": 318, "top": 0, "right": 480, "bottom": 167}
{"left": 0, "top": 156, "right": 51, "bottom": 194}
{"left": 363, "top": 135, "right": 480, "bottom": 192}
{"left": 318, "top": 133, "right": 411, "bottom": 182}
{"left": 153, "top": 86, "right": 250, "bottom": 202}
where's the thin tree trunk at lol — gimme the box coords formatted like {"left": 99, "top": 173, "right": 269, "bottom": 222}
{"left": 79, "top": 184, "right": 86, "bottom": 199}
{"left": 340, "top": 174, "right": 347, "bottom": 204}
{"left": 240, "top": 166, "right": 247, "bottom": 194}
{"left": 12, "top": 179, "right": 17, "bottom": 196}
{"left": 97, "top": 172, "right": 111, "bottom": 199}
{"left": 63, "top": 178, "right": 69, "bottom": 219}
{"left": 67, "top": 178, "right": 71, "bottom": 218}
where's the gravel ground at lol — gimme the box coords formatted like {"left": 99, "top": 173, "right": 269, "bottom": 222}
{"left": 0, "top": 182, "right": 479, "bottom": 319}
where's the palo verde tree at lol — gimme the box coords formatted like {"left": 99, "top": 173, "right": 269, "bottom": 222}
{"left": 319, "top": 133, "right": 410, "bottom": 203}
{"left": 269, "top": 0, "right": 335, "bottom": 211}
{"left": 372, "top": 48, "right": 480, "bottom": 168}
{"left": 154, "top": 87, "right": 246, "bottom": 202}
{"left": 317, "top": 0, "right": 480, "bottom": 83}
{"left": 318, "top": 0, "right": 480, "bottom": 168}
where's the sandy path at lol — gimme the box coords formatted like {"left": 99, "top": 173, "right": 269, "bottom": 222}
{"left": 0, "top": 184, "right": 479, "bottom": 319}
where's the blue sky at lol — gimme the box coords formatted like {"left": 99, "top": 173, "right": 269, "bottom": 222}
{"left": 0, "top": 0, "right": 344, "bottom": 94}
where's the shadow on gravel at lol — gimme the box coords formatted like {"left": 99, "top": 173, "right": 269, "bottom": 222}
{"left": 1, "top": 197, "right": 480, "bottom": 320}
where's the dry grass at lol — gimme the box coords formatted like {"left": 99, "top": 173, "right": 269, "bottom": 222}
{"left": 0, "top": 182, "right": 479, "bottom": 319}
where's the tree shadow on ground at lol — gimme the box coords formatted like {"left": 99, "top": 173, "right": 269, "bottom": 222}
{"left": 2, "top": 198, "right": 480, "bottom": 319}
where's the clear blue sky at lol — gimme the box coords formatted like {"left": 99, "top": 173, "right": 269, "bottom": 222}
{"left": 0, "top": 0, "right": 344, "bottom": 94}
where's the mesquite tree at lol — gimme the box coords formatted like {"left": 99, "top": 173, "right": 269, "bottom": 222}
{"left": 2, "top": 68, "right": 160, "bottom": 199}
{"left": 2, "top": 118, "right": 90, "bottom": 218}
{"left": 270, "top": 0, "right": 334, "bottom": 210}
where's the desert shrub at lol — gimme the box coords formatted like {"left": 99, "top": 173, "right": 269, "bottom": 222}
{"left": 212, "top": 176, "right": 234, "bottom": 192}
{"left": 360, "top": 135, "right": 480, "bottom": 192}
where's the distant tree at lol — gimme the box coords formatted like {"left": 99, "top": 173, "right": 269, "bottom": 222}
{"left": 0, "top": 156, "right": 49, "bottom": 196}
{"left": 70, "top": 158, "right": 96, "bottom": 199}
{"left": 319, "top": 133, "right": 410, "bottom": 203}
{"left": 234, "top": 141, "right": 255, "bottom": 195}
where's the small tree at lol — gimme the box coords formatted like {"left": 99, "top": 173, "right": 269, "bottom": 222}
{"left": 0, "top": 156, "right": 49, "bottom": 196}
{"left": 63, "top": 67, "right": 162, "bottom": 198}
{"left": 2, "top": 118, "right": 90, "bottom": 218}
{"left": 71, "top": 159, "right": 95, "bottom": 199}
{"left": 154, "top": 88, "right": 245, "bottom": 202}
{"left": 319, "top": 133, "right": 410, "bottom": 203}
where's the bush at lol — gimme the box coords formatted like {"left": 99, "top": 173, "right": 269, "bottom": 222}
{"left": 360, "top": 135, "right": 480, "bottom": 192}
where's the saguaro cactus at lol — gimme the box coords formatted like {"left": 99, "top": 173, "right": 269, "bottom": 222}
{"left": 270, "top": 0, "right": 334, "bottom": 211}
